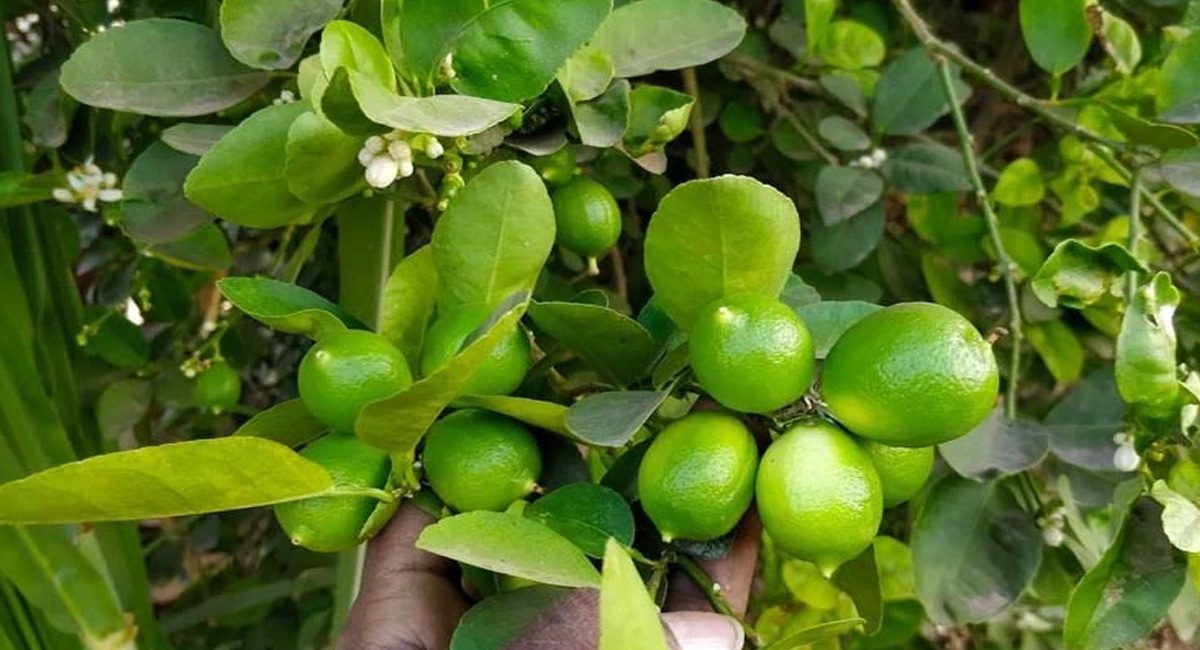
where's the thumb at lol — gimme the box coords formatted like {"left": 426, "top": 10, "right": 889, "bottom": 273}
{"left": 662, "top": 612, "right": 745, "bottom": 650}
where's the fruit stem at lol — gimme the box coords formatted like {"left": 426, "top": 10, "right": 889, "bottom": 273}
{"left": 324, "top": 486, "right": 397, "bottom": 503}
{"left": 585, "top": 256, "right": 600, "bottom": 277}
{"left": 675, "top": 554, "right": 762, "bottom": 647}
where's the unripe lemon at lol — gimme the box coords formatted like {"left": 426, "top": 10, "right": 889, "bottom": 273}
{"left": 861, "top": 441, "right": 934, "bottom": 507}
{"left": 422, "top": 409, "right": 541, "bottom": 512}
{"left": 636, "top": 411, "right": 758, "bottom": 542}
{"left": 822, "top": 302, "right": 998, "bottom": 447}
{"left": 688, "top": 293, "right": 815, "bottom": 414}
{"left": 420, "top": 305, "right": 530, "bottom": 396}
{"left": 757, "top": 419, "right": 882, "bottom": 572}
{"left": 551, "top": 177, "right": 622, "bottom": 259}
{"left": 274, "top": 434, "right": 391, "bottom": 553}
{"left": 194, "top": 362, "right": 241, "bottom": 412}
{"left": 298, "top": 329, "right": 413, "bottom": 435}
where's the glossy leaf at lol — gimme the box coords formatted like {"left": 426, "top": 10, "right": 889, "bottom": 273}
{"left": 147, "top": 223, "right": 233, "bottom": 271}
{"left": 912, "top": 476, "right": 1042, "bottom": 624}
{"left": 527, "top": 302, "right": 656, "bottom": 386}
{"left": 431, "top": 162, "right": 555, "bottom": 311}
{"left": 1100, "top": 101, "right": 1199, "bottom": 151}
{"left": 348, "top": 74, "right": 521, "bottom": 136}
{"left": 220, "top": 0, "right": 341, "bottom": 70}
{"left": 60, "top": 19, "right": 270, "bottom": 116}
{"left": 590, "top": 0, "right": 746, "bottom": 77}
{"left": 284, "top": 111, "right": 365, "bottom": 204}
{"left": 832, "top": 546, "right": 883, "bottom": 634}
{"left": 1159, "top": 32, "right": 1200, "bottom": 122}
{"left": 1116, "top": 272, "right": 1180, "bottom": 414}
{"left": 599, "top": 539, "right": 668, "bottom": 650}
{"left": 873, "top": 48, "right": 971, "bottom": 136}
{"left": 938, "top": 408, "right": 1049, "bottom": 480}
{"left": 565, "top": 390, "right": 670, "bottom": 448}
{"left": 218, "top": 276, "right": 364, "bottom": 338}
{"left": 811, "top": 200, "right": 886, "bottom": 274}
{"left": 452, "top": 395, "right": 571, "bottom": 437}
{"left": 121, "top": 141, "right": 210, "bottom": 244}
{"left": 794, "top": 300, "right": 881, "bottom": 358}
{"left": 993, "top": 158, "right": 1045, "bottom": 207}
{"left": 624, "top": 85, "right": 694, "bottom": 157}
{"left": 821, "top": 20, "right": 885, "bottom": 70}
{"left": 805, "top": 0, "right": 837, "bottom": 57}
{"left": 1044, "top": 367, "right": 1126, "bottom": 472}
{"left": 379, "top": 246, "right": 439, "bottom": 370}
{"left": 644, "top": 175, "right": 800, "bottom": 329}
{"left": 527, "top": 483, "right": 635, "bottom": 558}
{"left": 1030, "top": 239, "right": 1146, "bottom": 309}
{"left": 233, "top": 399, "right": 326, "bottom": 448}
{"left": 320, "top": 20, "right": 396, "bottom": 91}
{"left": 161, "top": 123, "right": 232, "bottom": 156}
{"left": 417, "top": 511, "right": 601, "bottom": 588}
{"left": 761, "top": 619, "right": 866, "bottom": 650}
{"left": 1064, "top": 498, "right": 1186, "bottom": 650}
{"left": 0, "top": 438, "right": 334, "bottom": 524}
{"left": 818, "top": 116, "right": 870, "bottom": 151}
{"left": 1098, "top": 9, "right": 1141, "bottom": 74}
{"left": 881, "top": 143, "right": 971, "bottom": 193}
{"left": 1027, "top": 319, "right": 1085, "bottom": 385}
{"left": 450, "top": 586, "right": 574, "bottom": 650}
{"left": 1157, "top": 147, "right": 1200, "bottom": 199}
{"left": 815, "top": 165, "right": 884, "bottom": 226}
{"left": 1019, "top": 0, "right": 1092, "bottom": 75}
{"left": 185, "top": 103, "right": 318, "bottom": 228}
{"left": 572, "top": 79, "right": 631, "bottom": 148}
{"left": 96, "top": 379, "right": 153, "bottom": 443}
{"left": 1152, "top": 481, "right": 1200, "bottom": 553}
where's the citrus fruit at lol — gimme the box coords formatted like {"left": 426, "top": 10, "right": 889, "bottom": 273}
{"left": 420, "top": 304, "right": 531, "bottom": 396}
{"left": 298, "top": 329, "right": 412, "bottom": 435}
{"left": 532, "top": 146, "right": 577, "bottom": 186}
{"left": 550, "top": 177, "right": 622, "bottom": 271}
{"left": 636, "top": 411, "right": 758, "bottom": 542}
{"left": 688, "top": 293, "right": 815, "bottom": 414}
{"left": 274, "top": 434, "right": 391, "bottom": 553}
{"left": 822, "top": 302, "right": 999, "bottom": 447}
{"left": 422, "top": 409, "right": 541, "bottom": 512}
{"left": 757, "top": 419, "right": 882, "bottom": 572}
{"left": 861, "top": 441, "right": 934, "bottom": 507}
{"left": 194, "top": 362, "right": 241, "bottom": 412}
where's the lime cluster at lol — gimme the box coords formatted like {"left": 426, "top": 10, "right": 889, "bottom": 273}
{"left": 634, "top": 300, "right": 996, "bottom": 570}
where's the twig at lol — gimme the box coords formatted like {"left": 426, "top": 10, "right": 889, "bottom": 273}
{"left": 681, "top": 68, "right": 711, "bottom": 179}
{"left": 726, "top": 55, "right": 826, "bottom": 98}
{"left": 934, "top": 59, "right": 1024, "bottom": 419}
{"left": 1127, "top": 170, "right": 1144, "bottom": 299}
{"left": 610, "top": 242, "right": 628, "bottom": 305}
{"left": 675, "top": 554, "right": 762, "bottom": 647}
{"left": 1087, "top": 145, "right": 1200, "bottom": 250}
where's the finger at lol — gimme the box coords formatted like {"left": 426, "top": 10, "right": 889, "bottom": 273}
{"left": 341, "top": 502, "right": 469, "bottom": 650}
{"left": 662, "top": 612, "right": 745, "bottom": 650}
{"left": 664, "top": 508, "right": 761, "bottom": 616}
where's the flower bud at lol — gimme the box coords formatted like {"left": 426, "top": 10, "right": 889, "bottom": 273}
{"left": 365, "top": 155, "right": 399, "bottom": 188}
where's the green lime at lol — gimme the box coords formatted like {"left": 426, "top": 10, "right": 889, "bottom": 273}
{"left": 861, "top": 441, "right": 934, "bottom": 507}
{"left": 551, "top": 177, "right": 622, "bottom": 266}
{"left": 420, "top": 304, "right": 531, "bottom": 396}
{"left": 636, "top": 411, "right": 758, "bottom": 542}
{"left": 757, "top": 418, "right": 882, "bottom": 572}
{"left": 688, "top": 293, "right": 815, "bottom": 414}
{"left": 422, "top": 409, "right": 541, "bottom": 512}
{"left": 532, "top": 146, "right": 578, "bottom": 186}
{"left": 298, "top": 329, "right": 412, "bottom": 435}
{"left": 822, "top": 302, "right": 999, "bottom": 447}
{"left": 274, "top": 434, "right": 391, "bottom": 553}
{"left": 195, "top": 362, "right": 241, "bottom": 412}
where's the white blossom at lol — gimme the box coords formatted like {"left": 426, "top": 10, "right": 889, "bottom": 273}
{"left": 53, "top": 158, "right": 122, "bottom": 212}
{"left": 357, "top": 130, "right": 416, "bottom": 189}
{"left": 365, "top": 155, "right": 400, "bottom": 189}
{"left": 272, "top": 89, "right": 296, "bottom": 105}
{"left": 1112, "top": 432, "right": 1140, "bottom": 472}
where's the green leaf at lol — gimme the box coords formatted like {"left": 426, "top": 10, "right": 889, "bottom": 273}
{"left": 449, "top": 586, "right": 574, "bottom": 650}
{"left": 912, "top": 476, "right": 1042, "bottom": 624}
{"left": 1152, "top": 481, "right": 1200, "bottom": 553}
{"left": 590, "top": 0, "right": 746, "bottom": 77}
{"left": 379, "top": 246, "right": 439, "bottom": 370}
{"left": 1064, "top": 498, "right": 1187, "bottom": 650}
{"left": 565, "top": 390, "right": 670, "bottom": 447}
{"left": 795, "top": 300, "right": 881, "bottom": 358}
{"left": 0, "top": 438, "right": 334, "bottom": 524}
{"left": 821, "top": 20, "right": 885, "bottom": 71}
{"left": 1159, "top": 32, "right": 1200, "bottom": 123}
{"left": 881, "top": 143, "right": 971, "bottom": 193}
{"left": 320, "top": 20, "right": 396, "bottom": 92}
{"left": 417, "top": 511, "right": 601, "bottom": 588}
{"left": 811, "top": 200, "right": 885, "bottom": 274}
{"left": 624, "top": 84, "right": 694, "bottom": 158}
{"left": 600, "top": 539, "right": 668, "bottom": 650}
{"left": 1044, "top": 367, "right": 1126, "bottom": 472}
{"left": 233, "top": 399, "right": 326, "bottom": 448}
{"left": 833, "top": 546, "right": 883, "bottom": 634}
{"left": 527, "top": 302, "right": 656, "bottom": 386}
{"left": 0, "top": 171, "right": 55, "bottom": 208}
{"left": 572, "top": 79, "right": 631, "bottom": 148}
{"left": 872, "top": 48, "right": 971, "bottom": 136}
{"left": 96, "top": 378, "right": 153, "bottom": 442}
{"left": 284, "top": 111, "right": 366, "bottom": 204}
{"left": 718, "top": 99, "right": 765, "bottom": 144}
{"left": 1019, "top": 0, "right": 1092, "bottom": 75}
{"left": 805, "top": 0, "right": 837, "bottom": 57}
{"left": 1030, "top": 239, "right": 1146, "bottom": 309}
{"left": 938, "top": 408, "right": 1049, "bottom": 480}
{"left": 452, "top": 395, "right": 571, "bottom": 437}
{"left": 1099, "top": 101, "right": 1199, "bottom": 151}
{"left": 431, "top": 162, "right": 556, "bottom": 311}
{"left": 60, "top": 19, "right": 270, "bottom": 117}
{"left": 121, "top": 141, "right": 210, "bottom": 244}
{"left": 445, "top": 0, "right": 612, "bottom": 102}
{"left": 993, "top": 158, "right": 1045, "bottom": 207}
{"left": 82, "top": 310, "right": 148, "bottom": 368}
{"left": 1027, "top": 318, "right": 1084, "bottom": 385}
{"left": 1156, "top": 147, "right": 1200, "bottom": 199}
{"left": 349, "top": 73, "right": 522, "bottom": 136}
{"left": 559, "top": 46, "right": 615, "bottom": 103}
{"left": 644, "top": 175, "right": 800, "bottom": 329}
{"left": 527, "top": 483, "right": 635, "bottom": 558}
{"left": 1097, "top": 9, "right": 1142, "bottom": 75}
{"left": 1116, "top": 272, "right": 1180, "bottom": 414}
{"left": 185, "top": 103, "right": 319, "bottom": 228}
{"left": 24, "top": 69, "right": 74, "bottom": 149}
{"left": 357, "top": 298, "right": 527, "bottom": 455}
{"left": 161, "top": 123, "right": 232, "bottom": 156}
{"left": 816, "top": 165, "right": 884, "bottom": 226}
{"left": 818, "top": 116, "right": 870, "bottom": 151}
{"left": 147, "top": 223, "right": 232, "bottom": 271}
{"left": 220, "top": 0, "right": 341, "bottom": 70}
{"left": 218, "top": 276, "right": 364, "bottom": 338}
{"left": 761, "top": 618, "right": 866, "bottom": 650}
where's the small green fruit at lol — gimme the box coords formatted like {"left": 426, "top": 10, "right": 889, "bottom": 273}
{"left": 298, "top": 329, "right": 412, "bottom": 435}
{"left": 420, "top": 304, "right": 531, "bottom": 396}
{"left": 861, "top": 441, "right": 934, "bottom": 507}
{"left": 422, "top": 409, "right": 542, "bottom": 512}
{"left": 195, "top": 362, "right": 241, "bottom": 412}
{"left": 551, "top": 177, "right": 622, "bottom": 264}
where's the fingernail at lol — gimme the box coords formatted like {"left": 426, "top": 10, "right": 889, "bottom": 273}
{"left": 661, "top": 612, "right": 744, "bottom": 650}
